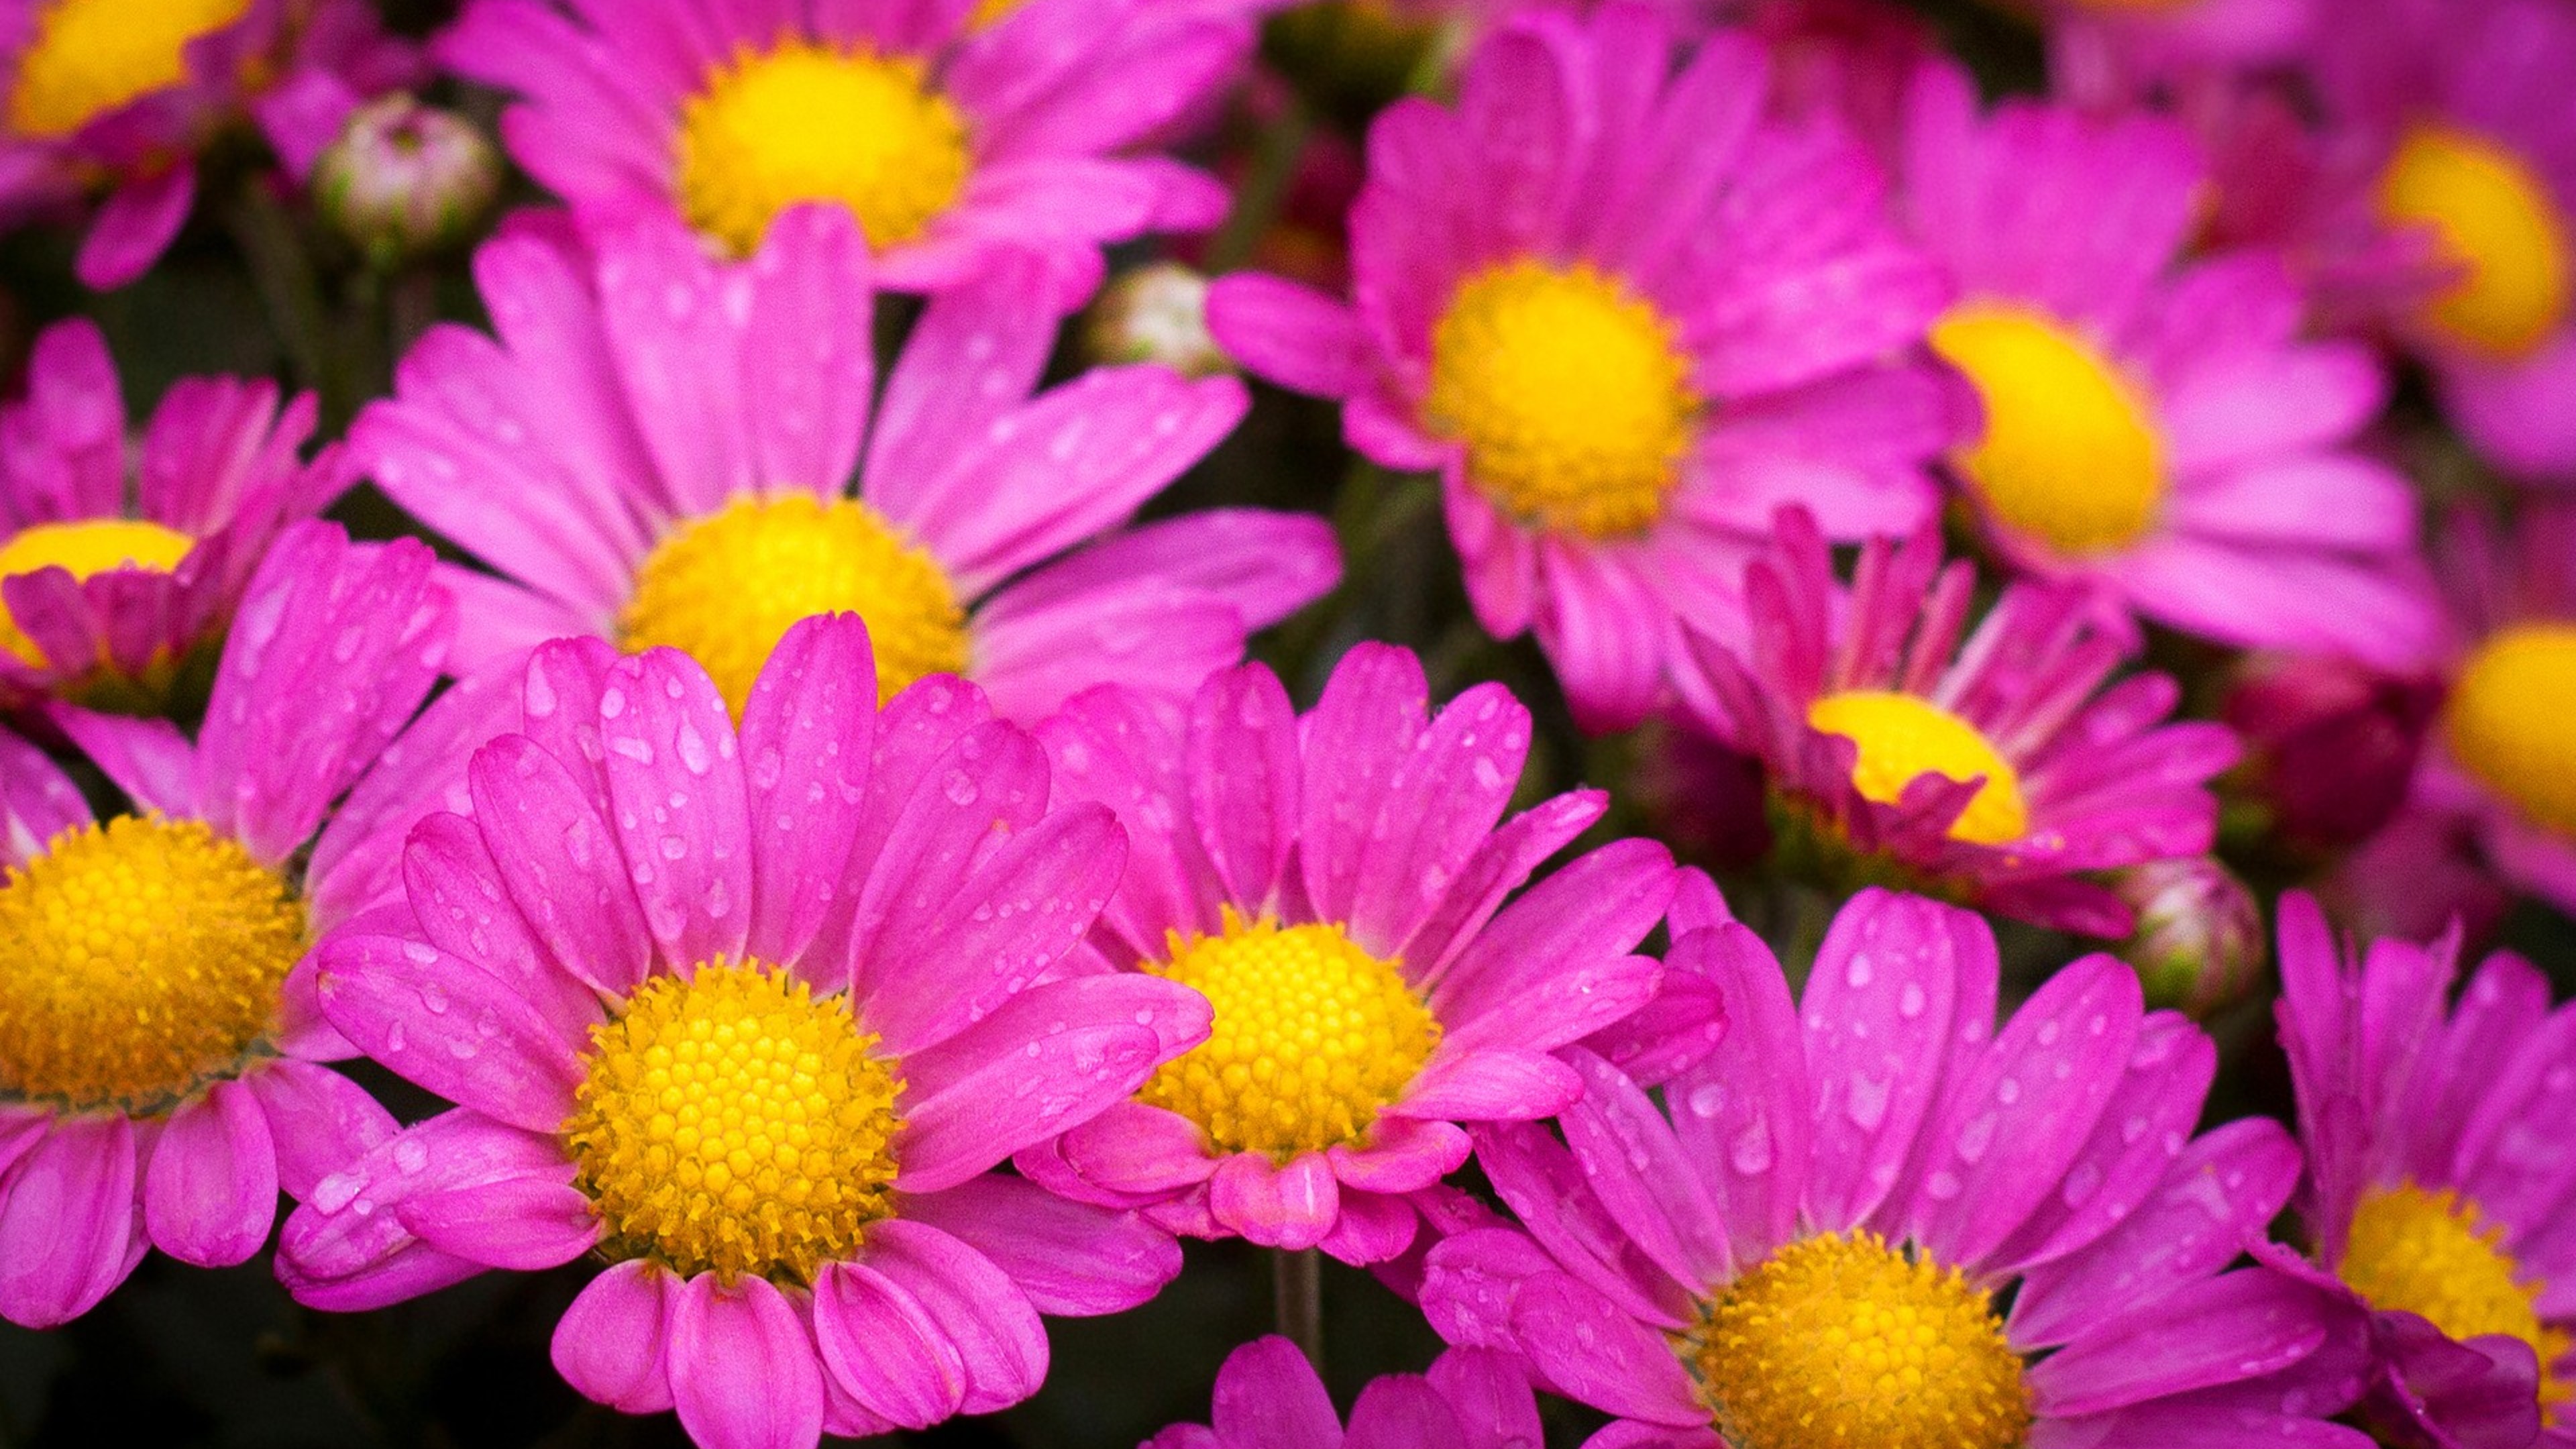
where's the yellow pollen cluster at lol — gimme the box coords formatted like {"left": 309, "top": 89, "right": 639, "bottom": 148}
{"left": 1425, "top": 258, "right": 1701, "bottom": 540}
{"left": 1138, "top": 910, "right": 1441, "bottom": 1159}
{"left": 5, "top": 0, "right": 250, "bottom": 139}
{"left": 1686, "top": 1230, "right": 2035, "bottom": 1449}
{"left": 1807, "top": 690, "right": 2031, "bottom": 846}
{"left": 0, "top": 518, "right": 196, "bottom": 667}
{"left": 1932, "top": 303, "right": 2166, "bottom": 559}
{"left": 621, "top": 493, "right": 970, "bottom": 718}
{"left": 676, "top": 38, "right": 973, "bottom": 256}
{"left": 2339, "top": 1185, "right": 2570, "bottom": 1419}
{"left": 2377, "top": 123, "right": 2572, "bottom": 360}
{"left": 562, "top": 959, "right": 902, "bottom": 1285}
{"left": 2444, "top": 623, "right": 2576, "bottom": 839}
{"left": 0, "top": 816, "right": 303, "bottom": 1112}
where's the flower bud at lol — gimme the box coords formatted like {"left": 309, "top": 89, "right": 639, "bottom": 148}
{"left": 1080, "top": 262, "right": 1233, "bottom": 378}
{"left": 2222, "top": 651, "right": 2440, "bottom": 851}
{"left": 2115, "top": 857, "right": 2266, "bottom": 1020}
{"left": 313, "top": 95, "right": 503, "bottom": 270}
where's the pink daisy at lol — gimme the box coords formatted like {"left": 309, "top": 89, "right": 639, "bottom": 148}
{"left": 278, "top": 614, "right": 1208, "bottom": 1448}
{"left": 0, "top": 520, "right": 453, "bottom": 1328}
{"left": 354, "top": 202, "right": 1334, "bottom": 724}
{"left": 0, "top": 316, "right": 345, "bottom": 709}
{"left": 0, "top": 0, "right": 417, "bottom": 288}
{"left": 1016, "top": 643, "right": 1688, "bottom": 1264}
{"left": 1671, "top": 508, "right": 2239, "bottom": 939}
{"left": 1422, "top": 887, "right": 2375, "bottom": 1449}
{"left": 2306, "top": 0, "right": 2576, "bottom": 485}
{"left": 1205, "top": 2, "right": 1962, "bottom": 732}
{"left": 2267, "top": 891, "right": 2576, "bottom": 1447}
{"left": 1148, "top": 1336, "right": 1542, "bottom": 1449}
{"left": 437, "top": 0, "right": 1248, "bottom": 305}
{"left": 1898, "top": 59, "right": 2439, "bottom": 669}
{"left": 2343, "top": 504, "right": 2576, "bottom": 936}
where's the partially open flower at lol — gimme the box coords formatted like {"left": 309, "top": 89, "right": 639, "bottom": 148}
{"left": 311, "top": 94, "right": 502, "bottom": 270}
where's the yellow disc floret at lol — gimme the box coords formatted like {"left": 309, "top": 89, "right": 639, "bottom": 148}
{"left": 0, "top": 518, "right": 195, "bottom": 667}
{"left": 676, "top": 38, "right": 972, "bottom": 256}
{"left": 0, "top": 816, "right": 303, "bottom": 1112}
{"left": 562, "top": 958, "right": 902, "bottom": 1285}
{"left": 1426, "top": 259, "right": 1701, "bottom": 540}
{"left": 6, "top": 0, "right": 250, "bottom": 139}
{"left": 1686, "top": 1230, "right": 2034, "bottom": 1449}
{"left": 1139, "top": 910, "right": 1441, "bottom": 1159}
{"left": 2339, "top": 1185, "right": 2569, "bottom": 1419}
{"left": 1807, "top": 690, "right": 2030, "bottom": 846}
{"left": 2445, "top": 623, "right": 2576, "bottom": 838}
{"left": 1932, "top": 303, "right": 2166, "bottom": 558}
{"left": 621, "top": 494, "right": 969, "bottom": 718}
{"left": 2377, "top": 123, "right": 2572, "bottom": 360}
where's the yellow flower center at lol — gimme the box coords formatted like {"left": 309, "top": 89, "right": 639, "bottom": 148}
{"left": 621, "top": 494, "right": 969, "bottom": 718}
{"left": 0, "top": 816, "right": 304, "bottom": 1113}
{"left": 1932, "top": 304, "right": 2165, "bottom": 559}
{"left": 2339, "top": 1185, "right": 2569, "bottom": 1420}
{"left": 0, "top": 518, "right": 195, "bottom": 667}
{"left": 1425, "top": 259, "right": 1700, "bottom": 541}
{"left": 1686, "top": 1230, "right": 2034, "bottom": 1449}
{"left": 562, "top": 959, "right": 902, "bottom": 1285}
{"left": 970, "top": 0, "right": 1024, "bottom": 26}
{"left": 675, "top": 38, "right": 972, "bottom": 257}
{"left": 2377, "top": 123, "right": 2572, "bottom": 360}
{"left": 1138, "top": 909, "right": 1442, "bottom": 1159}
{"left": 2443, "top": 623, "right": 2576, "bottom": 838}
{"left": 1807, "top": 690, "right": 2030, "bottom": 846}
{"left": 5, "top": 0, "right": 250, "bottom": 139}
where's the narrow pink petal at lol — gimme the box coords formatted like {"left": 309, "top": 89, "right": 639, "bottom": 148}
{"left": 2027, "top": 1269, "right": 2331, "bottom": 1417}
{"left": 144, "top": 1079, "right": 278, "bottom": 1267}
{"left": 811, "top": 1258, "right": 970, "bottom": 1430}
{"left": 468, "top": 733, "right": 655, "bottom": 997}
{"left": 859, "top": 1219, "right": 1049, "bottom": 1415}
{"left": 1209, "top": 1336, "right": 1342, "bottom": 1448}
{"left": 0, "top": 1115, "right": 138, "bottom": 1328}
{"left": 1204, "top": 273, "right": 1373, "bottom": 398}
{"left": 668, "top": 1273, "right": 826, "bottom": 1449}
{"left": 896, "top": 1173, "right": 1182, "bottom": 1317}
{"left": 313, "top": 932, "right": 584, "bottom": 1133}
{"left": 1185, "top": 662, "right": 1301, "bottom": 909}
{"left": 1347, "top": 1376, "right": 1468, "bottom": 1447}
{"left": 597, "top": 648, "right": 751, "bottom": 970}
{"left": 552, "top": 1258, "right": 677, "bottom": 1413}
{"left": 44, "top": 706, "right": 198, "bottom": 817}
{"left": 1209, "top": 1151, "right": 1340, "bottom": 1250}
{"left": 1057, "top": 1102, "right": 1221, "bottom": 1195}
{"left": 1509, "top": 1271, "right": 1708, "bottom": 1428}
{"left": 738, "top": 613, "right": 876, "bottom": 966}
{"left": 77, "top": 165, "right": 197, "bottom": 290}
{"left": 0, "top": 726, "right": 93, "bottom": 865}
{"left": 741, "top": 205, "right": 874, "bottom": 493}
{"left": 1395, "top": 1050, "right": 1583, "bottom": 1122}
{"left": 243, "top": 1059, "right": 398, "bottom": 1201}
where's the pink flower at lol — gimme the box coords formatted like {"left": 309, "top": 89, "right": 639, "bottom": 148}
{"left": 353, "top": 203, "right": 1335, "bottom": 725}
{"left": 2305, "top": 0, "right": 2576, "bottom": 485}
{"left": 1207, "top": 3, "right": 1961, "bottom": 731}
{"left": 0, "top": 520, "right": 453, "bottom": 1328}
{"left": 437, "top": 0, "right": 1248, "bottom": 305}
{"left": 1017, "top": 643, "right": 1690, "bottom": 1265}
{"left": 1424, "top": 888, "right": 2374, "bottom": 1449}
{"left": 2267, "top": 892, "right": 2576, "bottom": 1447}
{"left": 1899, "top": 60, "right": 2438, "bottom": 669}
{"left": 0, "top": 317, "right": 345, "bottom": 708}
{"left": 1673, "top": 508, "right": 2238, "bottom": 938}
{"left": 0, "top": 0, "right": 419, "bottom": 289}
{"left": 1147, "top": 1336, "right": 1542, "bottom": 1449}
{"left": 2343, "top": 504, "right": 2576, "bottom": 934}
{"left": 278, "top": 614, "right": 1207, "bottom": 1447}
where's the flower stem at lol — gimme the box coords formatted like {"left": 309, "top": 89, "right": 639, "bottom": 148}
{"left": 1272, "top": 1246, "right": 1324, "bottom": 1369}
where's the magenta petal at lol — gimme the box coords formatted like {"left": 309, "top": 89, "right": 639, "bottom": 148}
{"left": 1210, "top": 1151, "right": 1340, "bottom": 1250}
{"left": 0, "top": 1115, "right": 137, "bottom": 1327}
{"left": 395, "top": 1174, "right": 597, "bottom": 1271}
{"left": 899, "top": 1173, "right": 1180, "bottom": 1316}
{"left": 1185, "top": 662, "right": 1301, "bottom": 909}
{"left": 2029, "top": 1269, "right": 2332, "bottom": 1417}
{"left": 738, "top": 613, "right": 876, "bottom": 966}
{"left": 1328, "top": 1118, "right": 1472, "bottom": 1195}
{"left": 741, "top": 205, "right": 875, "bottom": 493}
{"left": 859, "top": 1219, "right": 1049, "bottom": 1415}
{"left": 1204, "top": 272, "right": 1373, "bottom": 398}
{"left": 144, "top": 1079, "right": 278, "bottom": 1268}
{"left": 598, "top": 648, "right": 752, "bottom": 970}
{"left": 1509, "top": 1271, "right": 1709, "bottom": 1428}
{"left": 1348, "top": 1376, "right": 1468, "bottom": 1447}
{"left": 77, "top": 165, "right": 198, "bottom": 290}
{"left": 313, "top": 931, "right": 584, "bottom": 1133}
{"left": 668, "top": 1273, "right": 826, "bottom": 1449}
{"left": 1665, "top": 924, "right": 1810, "bottom": 1269}
{"left": 1427, "top": 1347, "right": 1546, "bottom": 1449}
{"left": 0, "top": 727, "right": 93, "bottom": 865}
{"left": 1396, "top": 1049, "right": 1584, "bottom": 1122}
{"left": 811, "top": 1259, "right": 970, "bottom": 1430}
{"left": 468, "top": 732, "right": 655, "bottom": 997}
{"left": 1210, "top": 1336, "right": 1342, "bottom": 1448}
{"left": 552, "top": 1258, "right": 677, "bottom": 1413}
{"left": 44, "top": 706, "right": 198, "bottom": 817}
{"left": 1059, "top": 1102, "right": 1220, "bottom": 1195}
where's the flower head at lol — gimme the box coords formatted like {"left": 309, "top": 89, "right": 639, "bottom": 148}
{"left": 0, "top": 0, "right": 419, "bottom": 288}
{"left": 0, "top": 520, "right": 455, "bottom": 1328}
{"left": 437, "top": 0, "right": 1249, "bottom": 304}
{"left": 1016, "top": 643, "right": 1690, "bottom": 1264}
{"left": 1423, "top": 888, "right": 2373, "bottom": 1449}
{"left": 0, "top": 317, "right": 347, "bottom": 708}
{"left": 1900, "top": 60, "right": 2439, "bottom": 667}
{"left": 1208, "top": 3, "right": 1961, "bottom": 731}
{"left": 1146, "top": 1336, "right": 1542, "bottom": 1449}
{"left": 354, "top": 204, "right": 1335, "bottom": 726}
{"left": 278, "top": 614, "right": 1205, "bottom": 1446}
{"left": 2270, "top": 891, "right": 2576, "bottom": 1447}
{"left": 1674, "top": 508, "right": 2238, "bottom": 938}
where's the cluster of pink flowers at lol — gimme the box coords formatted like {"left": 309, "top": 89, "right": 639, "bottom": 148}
{"left": 0, "top": 0, "right": 2569, "bottom": 1446}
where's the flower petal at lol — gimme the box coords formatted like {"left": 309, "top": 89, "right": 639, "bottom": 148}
{"left": 144, "top": 1079, "right": 278, "bottom": 1268}
{"left": 669, "top": 1273, "right": 826, "bottom": 1449}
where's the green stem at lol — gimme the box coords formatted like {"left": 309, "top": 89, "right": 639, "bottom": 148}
{"left": 1205, "top": 95, "right": 1316, "bottom": 274}
{"left": 1272, "top": 1247, "right": 1324, "bottom": 1370}
{"left": 223, "top": 182, "right": 337, "bottom": 417}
